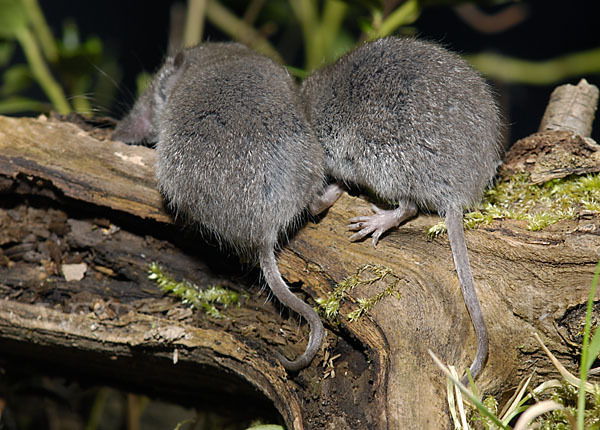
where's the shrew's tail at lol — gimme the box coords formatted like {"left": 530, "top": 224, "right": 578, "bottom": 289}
{"left": 259, "top": 245, "right": 324, "bottom": 372}
{"left": 446, "top": 206, "right": 489, "bottom": 383}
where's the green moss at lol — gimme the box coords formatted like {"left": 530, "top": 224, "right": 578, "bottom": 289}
{"left": 316, "top": 264, "right": 402, "bottom": 323}
{"left": 428, "top": 172, "right": 600, "bottom": 237}
{"left": 148, "top": 262, "right": 243, "bottom": 318}
{"left": 471, "top": 396, "right": 499, "bottom": 429}
{"left": 532, "top": 381, "right": 600, "bottom": 429}
{"left": 465, "top": 376, "right": 600, "bottom": 429}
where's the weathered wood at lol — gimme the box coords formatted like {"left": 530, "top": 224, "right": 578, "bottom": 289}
{"left": 1, "top": 114, "right": 599, "bottom": 429}
{"left": 539, "top": 78, "right": 599, "bottom": 138}
{"left": 0, "top": 300, "right": 301, "bottom": 424}
{"left": 0, "top": 115, "right": 377, "bottom": 429}
{"left": 498, "top": 130, "right": 600, "bottom": 183}
{"left": 0, "top": 115, "right": 167, "bottom": 222}
{"left": 281, "top": 194, "right": 600, "bottom": 427}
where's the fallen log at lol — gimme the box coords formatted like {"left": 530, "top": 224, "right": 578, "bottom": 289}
{"left": 0, "top": 114, "right": 598, "bottom": 429}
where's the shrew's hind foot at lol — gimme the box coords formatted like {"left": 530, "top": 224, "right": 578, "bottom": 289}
{"left": 349, "top": 201, "right": 418, "bottom": 247}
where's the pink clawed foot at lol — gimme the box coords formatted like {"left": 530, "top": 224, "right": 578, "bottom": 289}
{"left": 348, "top": 202, "right": 418, "bottom": 247}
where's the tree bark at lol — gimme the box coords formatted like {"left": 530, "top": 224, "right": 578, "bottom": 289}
{"left": 538, "top": 78, "right": 599, "bottom": 138}
{"left": 0, "top": 114, "right": 598, "bottom": 429}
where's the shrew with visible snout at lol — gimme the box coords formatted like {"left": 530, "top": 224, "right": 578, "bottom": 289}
{"left": 114, "top": 42, "right": 326, "bottom": 371}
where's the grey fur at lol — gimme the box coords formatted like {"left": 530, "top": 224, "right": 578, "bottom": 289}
{"left": 113, "top": 42, "right": 325, "bottom": 371}
{"left": 301, "top": 37, "right": 502, "bottom": 380}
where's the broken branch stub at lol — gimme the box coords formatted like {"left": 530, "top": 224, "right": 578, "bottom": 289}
{"left": 539, "top": 78, "right": 599, "bottom": 137}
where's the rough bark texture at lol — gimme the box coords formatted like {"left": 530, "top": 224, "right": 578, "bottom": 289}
{"left": 1, "top": 114, "right": 599, "bottom": 429}
{"left": 498, "top": 129, "right": 600, "bottom": 183}
{"left": 538, "top": 79, "right": 599, "bottom": 138}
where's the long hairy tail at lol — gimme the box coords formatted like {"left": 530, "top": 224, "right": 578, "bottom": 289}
{"left": 445, "top": 206, "right": 489, "bottom": 383}
{"left": 259, "top": 244, "right": 324, "bottom": 372}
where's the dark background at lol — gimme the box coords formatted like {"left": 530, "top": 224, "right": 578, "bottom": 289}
{"left": 36, "top": 0, "right": 600, "bottom": 145}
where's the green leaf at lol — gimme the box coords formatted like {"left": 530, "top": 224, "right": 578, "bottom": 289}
{"left": 0, "top": 95, "right": 49, "bottom": 114}
{"left": 587, "top": 326, "right": 600, "bottom": 373}
{"left": 357, "top": 16, "right": 375, "bottom": 34}
{"left": 327, "top": 29, "right": 355, "bottom": 63}
{"left": 136, "top": 72, "right": 152, "bottom": 96}
{"left": 367, "top": 0, "right": 420, "bottom": 40}
{"left": 60, "top": 18, "right": 80, "bottom": 52}
{"left": 1, "top": 64, "right": 33, "bottom": 96}
{"left": 0, "top": 0, "right": 28, "bottom": 38}
{"left": 578, "top": 260, "right": 600, "bottom": 429}
{"left": 57, "top": 35, "right": 103, "bottom": 71}
{"left": 0, "top": 40, "right": 16, "bottom": 66}
{"left": 286, "top": 65, "right": 308, "bottom": 79}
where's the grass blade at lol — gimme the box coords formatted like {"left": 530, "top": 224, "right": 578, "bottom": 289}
{"left": 512, "top": 400, "right": 563, "bottom": 430}
{"left": 429, "top": 350, "right": 508, "bottom": 429}
{"left": 578, "top": 260, "right": 600, "bottom": 430}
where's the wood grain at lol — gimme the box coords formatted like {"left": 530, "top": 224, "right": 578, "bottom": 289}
{"left": 1, "top": 114, "right": 599, "bottom": 429}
